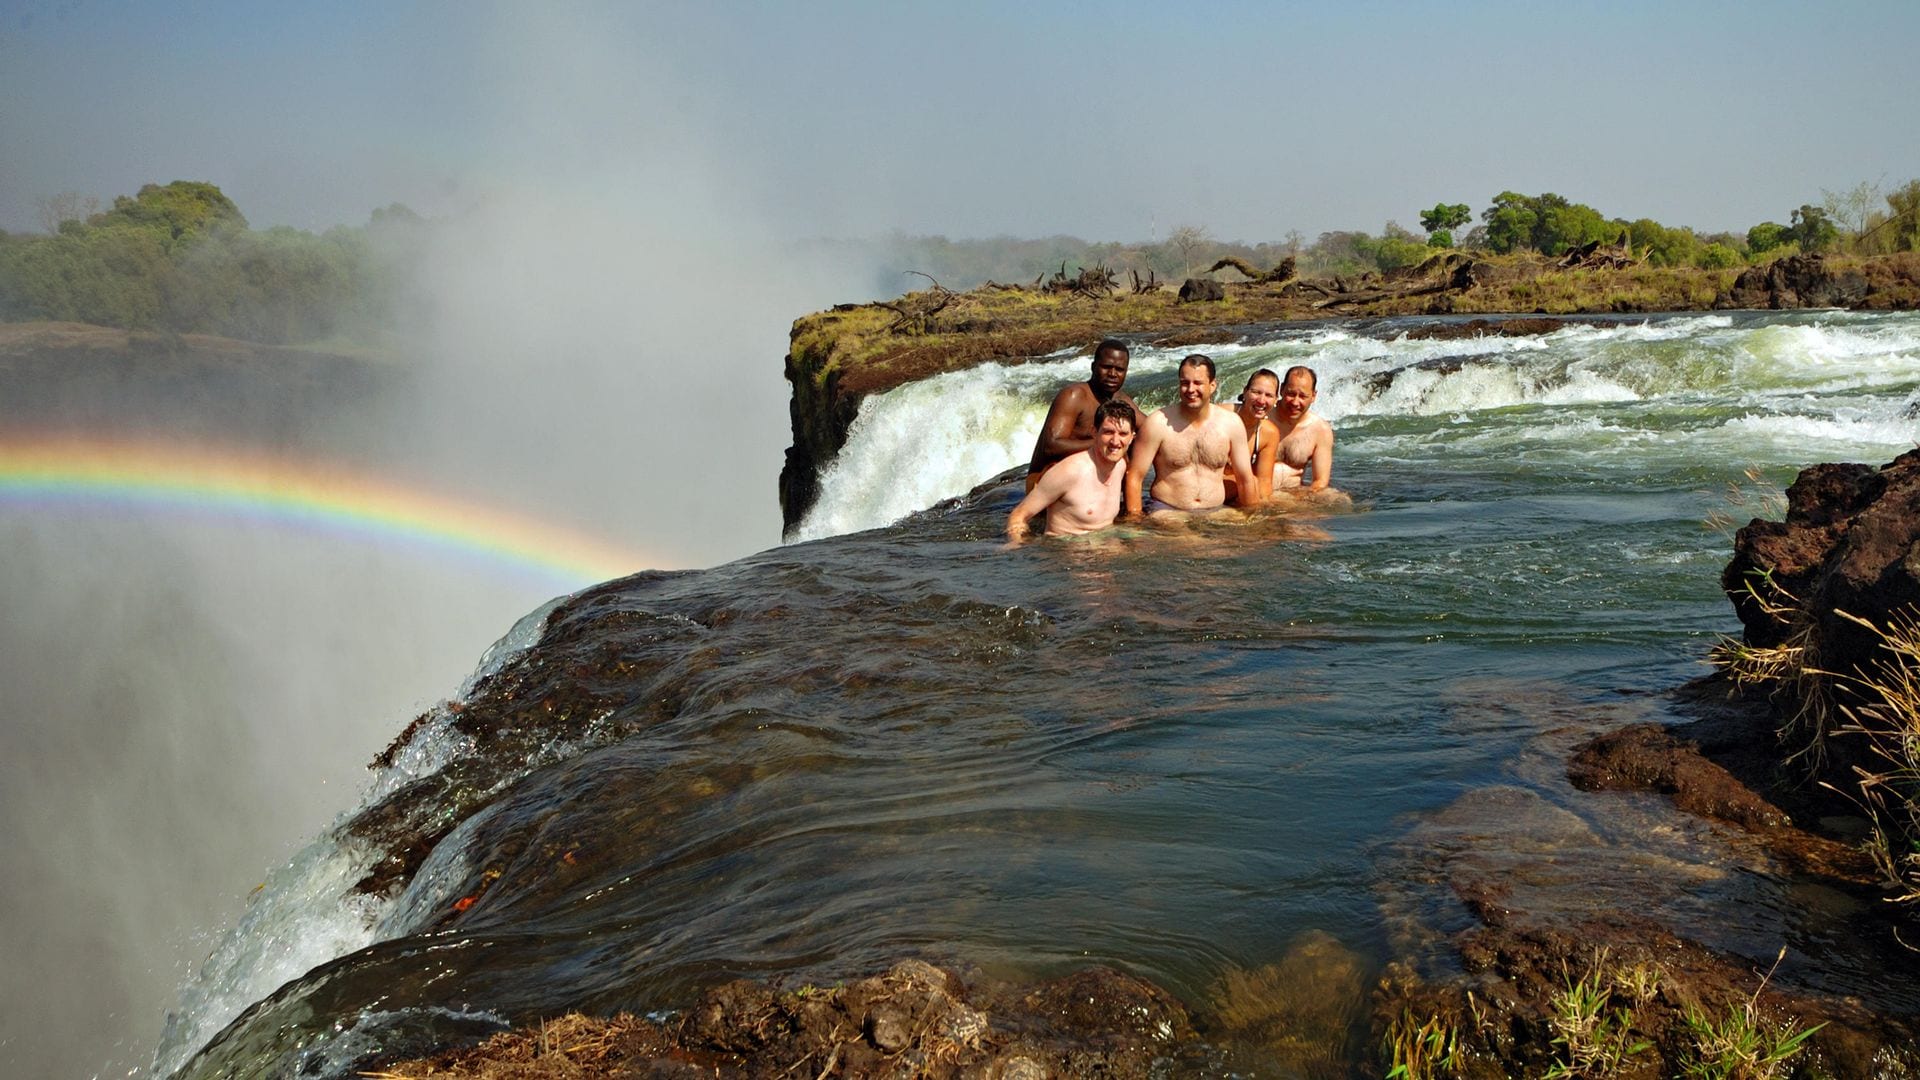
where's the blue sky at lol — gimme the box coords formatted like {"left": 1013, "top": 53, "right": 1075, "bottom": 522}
{"left": 4, "top": 0, "right": 1917, "bottom": 241}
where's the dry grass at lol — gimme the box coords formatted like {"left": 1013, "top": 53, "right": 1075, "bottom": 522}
{"left": 362, "top": 1013, "right": 658, "bottom": 1079}
{"left": 1826, "top": 608, "right": 1920, "bottom": 903}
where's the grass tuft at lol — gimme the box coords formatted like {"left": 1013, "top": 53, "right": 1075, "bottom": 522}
{"left": 1677, "top": 949, "right": 1824, "bottom": 1080}
{"left": 1543, "top": 950, "right": 1651, "bottom": 1078}
{"left": 1382, "top": 1008, "right": 1461, "bottom": 1080}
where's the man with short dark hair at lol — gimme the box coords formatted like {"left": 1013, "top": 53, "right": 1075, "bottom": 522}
{"left": 1124, "top": 353, "right": 1258, "bottom": 516}
{"left": 1006, "top": 399, "right": 1137, "bottom": 543}
{"left": 1025, "top": 339, "right": 1142, "bottom": 493}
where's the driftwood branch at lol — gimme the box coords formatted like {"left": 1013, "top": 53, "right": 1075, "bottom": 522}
{"left": 1043, "top": 262, "right": 1119, "bottom": 298}
{"left": 1205, "top": 255, "right": 1296, "bottom": 283}
{"left": 1310, "top": 260, "right": 1481, "bottom": 311}
{"left": 877, "top": 271, "right": 954, "bottom": 334}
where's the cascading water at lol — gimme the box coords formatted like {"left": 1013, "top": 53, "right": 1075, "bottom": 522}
{"left": 155, "top": 310, "right": 1920, "bottom": 1077}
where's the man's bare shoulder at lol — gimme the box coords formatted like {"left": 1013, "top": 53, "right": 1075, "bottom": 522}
{"left": 1051, "top": 382, "right": 1097, "bottom": 410}
{"left": 1055, "top": 449, "right": 1099, "bottom": 477}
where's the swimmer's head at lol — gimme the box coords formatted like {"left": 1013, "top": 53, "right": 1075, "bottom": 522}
{"left": 1090, "top": 339, "right": 1130, "bottom": 395}
{"left": 1179, "top": 354, "right": 1217, "bottom": 381}
{"left": 1092, "top": 398, "right": 1137, "bottom": 435}
{"left": 1092, "top": 399, "right": 1136, "bottom": 462}
{"left": 1239, "top": 368, "right": 1279, "bottom": 418}
{"left": 1177, "top": 354, "right": 1217, "bottom": 409}
{"left": 1279, "top": 365, "right": 1318, "bottom": 419}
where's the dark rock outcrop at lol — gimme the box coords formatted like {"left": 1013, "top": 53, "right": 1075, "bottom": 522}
{"left": 1723, "top": 448, "right": 1920, "bottom": 673}
{"left": 1178, "top": 277, "right": 1225, "bottom": 302}
{"left": 1720, "top": 253, "right": 1871, "bottom": 309}
{"left": 779, "top": 348, "right": 861, "bottom": 534}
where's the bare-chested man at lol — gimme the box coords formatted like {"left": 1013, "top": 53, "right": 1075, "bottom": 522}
{"left": 1006, "top": 400, "right": 1137, "bottom": 543}
{"left": 1124, "top": 354, "right": 1259, "bottom": 516}
{"left": 1025, "top": 338, "right": 1143, "bottom": 493}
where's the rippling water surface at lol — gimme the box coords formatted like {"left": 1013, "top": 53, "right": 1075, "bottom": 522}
{"left": 160, "top": 311, "right": 1920, "bottom": 1077}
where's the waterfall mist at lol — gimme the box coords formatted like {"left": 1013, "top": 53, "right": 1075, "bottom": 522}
{"left": 1, "top": 11, "right": 881, "bottom": 1078}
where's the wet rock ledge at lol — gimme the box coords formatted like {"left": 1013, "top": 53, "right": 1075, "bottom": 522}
{"left": 779, "top": 252, "right": 1920, "bottom": 534}
{"left": 368, "top": 960, "right": 1200, "bottom": 1079}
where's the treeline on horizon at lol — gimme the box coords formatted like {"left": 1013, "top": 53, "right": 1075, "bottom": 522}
{"left": 0, "top": 181, "right": 429, "bottom": 347}
{"left": 4, "top": 178, "right": 1920, "bottom": 348}
{"left": 843, "top": 179, "right": 1920, "bottom": 294}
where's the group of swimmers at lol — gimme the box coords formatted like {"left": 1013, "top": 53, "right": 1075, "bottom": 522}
{"left": 1006, "top": 338, "right": 1336, "bottom": 542}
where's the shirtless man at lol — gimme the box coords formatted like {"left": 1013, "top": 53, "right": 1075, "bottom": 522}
{"left": 1025, "top": 338, "right": 1143, "bottom": 493}
{"left": 1124, "top": 354, "right": 1259, "bottom": 516}
{"left": 1006, "top": 400, "right": 1137, "bottom": 543}
{"left": 1271, "top": 365, "right": 1334, "bottom": 494}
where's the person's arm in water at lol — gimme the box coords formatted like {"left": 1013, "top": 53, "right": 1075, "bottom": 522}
{"left": 1252, "top": 419, "right": 1279, "bottom": 502}
{"left": 1005, "top": 462, "right": 1075, "bottom": 545}
{"left": 1306, "top": 424, "right": 1334, "bottom": 492}
{"left": 1227, "top": 413, "right": 1258, "bottom": 509}
{"left": 1124, "top": 414, "right": 1163, "bottom": 516}
{"left": 1035, "top": 385, "right": 1096, "bottom": 460}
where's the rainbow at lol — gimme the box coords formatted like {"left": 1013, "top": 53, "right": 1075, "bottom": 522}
{"left": 0, "top": 435, "right": 660, "bottom": 587}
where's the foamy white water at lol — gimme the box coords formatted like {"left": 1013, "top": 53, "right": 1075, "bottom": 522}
{"left": 795, "top": 312, "right": 1920, "bottom": 540}
{"left": 151, "top": 600, "right": 569, "bottom": 1078}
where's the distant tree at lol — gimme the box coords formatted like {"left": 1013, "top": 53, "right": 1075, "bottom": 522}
{"left": 1747, "top": 221, "right": 1789, "bottom": 255}
{"left": 1822, "top": 179, "right": 1884, "bottom": 244}
{"left": 90, "top": 181, "right": 247, "bottom": 249}
{"left": 1624, "top": 218, "right": 1700, "bottom": 266}
{"left": 1480, "top": 191, "right": 1614, "bottom": 255}
{"left": 1301, "top": 230, "right": 1377, "bottom": 278}
{"left": 1698, "top": 243, "right": 1742, "bottom": 269}
{"left": 1427, "top": 230, "right": 1453, "bottom": 249}
{"left": 1370, "top": 221, "right": 1431, "bottom": 271}
{"left": 1534, "top": 199, "right": 1613, "bottom": 255}
{"left": 1283, "top": 229, "right": 1304, "bottom": 256}
{"left": 1788, "top": 204, "right": 1839, "bottom": 253}
{"left": 1167, "top": 224, "right": 1213, "bottom": 278}
{"left": 1418, "top": 202, "right": 1472, "bottom": 238}
{"left": 1882, "top": 179, "right": 1920, "bottom": 252}
{"left": 36, "top": 191, "right": 100, "bottom": 234}
{"left": 1481, "top": 191, "right": 1539, "bottom": 254}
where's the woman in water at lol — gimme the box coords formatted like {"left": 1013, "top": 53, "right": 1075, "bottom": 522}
{"left": 1223, "top": 368, "right": 1281, "bottom": 504}
{"left": 1271, "top": 365, "right": 1334, "bottom": 494}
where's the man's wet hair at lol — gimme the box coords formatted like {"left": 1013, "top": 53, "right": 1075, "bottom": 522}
{"left": 1093, "top": 398, "right": 1137, "bottom": 433}
{"left": 1243, "top": 368, "right": 1280, "bottom": 396}
{"left": 1179, "top": 353, "right": 1217, "bottom": 380}
{"left": 1283, "top": 364, "right": 1318, "bottom": 391}
{"left": 1093, "top": 338, "right": 1131, "bottom": 362}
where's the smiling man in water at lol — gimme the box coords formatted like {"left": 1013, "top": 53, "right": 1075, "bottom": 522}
{"left": 1024, "top": 339, "right": 1142, "bottom": 493}
{"left": 1124, "top": 353, "right": 1258, "bottom": 517}
{"left": 1006, "top": 399, "right": 1137, "bottom": 543}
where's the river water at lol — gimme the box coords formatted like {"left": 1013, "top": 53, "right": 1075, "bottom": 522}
{"left": 157, "top": 311, "right": 1920, "bottom": 1077}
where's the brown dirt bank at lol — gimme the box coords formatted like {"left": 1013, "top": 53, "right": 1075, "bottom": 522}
{"left": 779, "top": 253, "right": 1920, "bottom": 533}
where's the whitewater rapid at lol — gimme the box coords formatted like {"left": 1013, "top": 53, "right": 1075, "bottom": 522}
{"left": 794, "top": 311, "right": 1920, "bottom": 541}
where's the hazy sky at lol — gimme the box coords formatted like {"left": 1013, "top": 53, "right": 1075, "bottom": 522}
{"left": 4, "top": 0, "right": 1917, "bottom": 242}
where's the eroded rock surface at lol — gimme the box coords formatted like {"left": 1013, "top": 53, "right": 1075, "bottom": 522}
{"left": 371, "top": 960, "right": 1197, "bottom": 1079}
{"left": 1720, "top": 253, "right": 1871, "bottom": 309}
